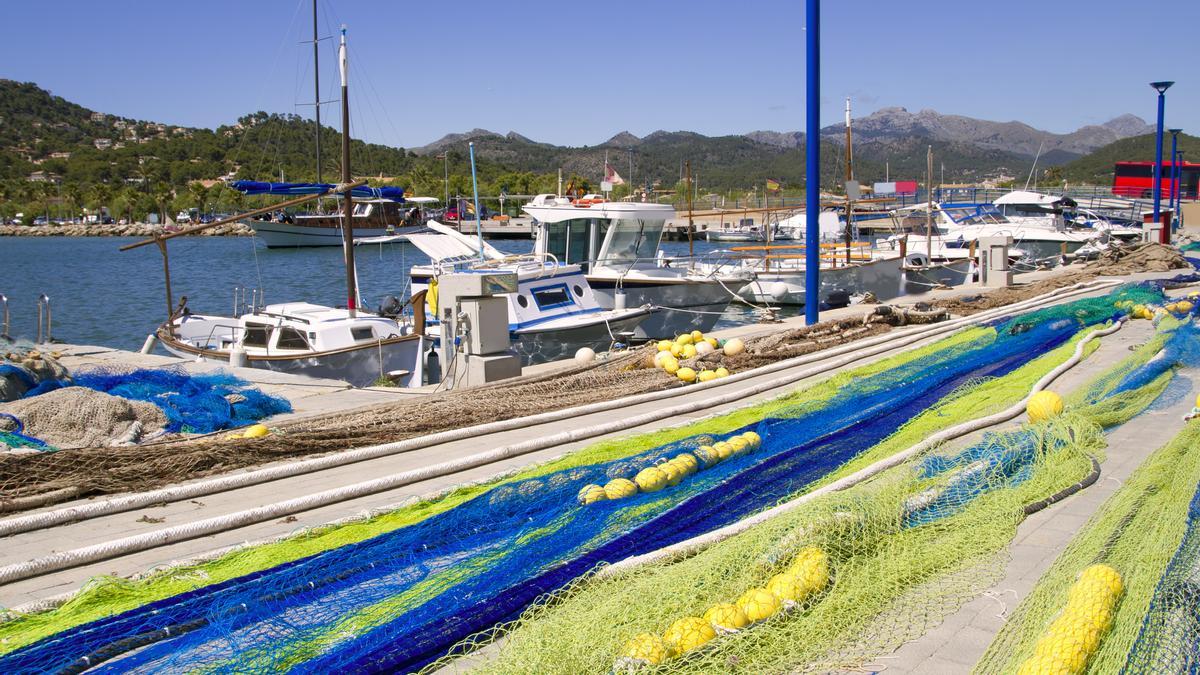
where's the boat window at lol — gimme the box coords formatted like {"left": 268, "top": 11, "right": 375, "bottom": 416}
{"left": 517, "top": 294, "right": 529, "bottom": 308}
{"left": 601, "top": 218, "right": 664, "bottom": 263}
{"left": 544, "top": 219, "right": 591, "bottom": 265}
{"left": 353, "top": 203, "right": 370, "bottom": 216}
{"left": 531, "top": 283, "right": 574, "bottom": 310}
{"left": 242, "top": 324, "right": 272, "bottom": 347}
{"left": 351, "top": 326, "right": 375, "bottom": 341}
{"left": 276, "top": 327, "right": 311, "bottom": 350}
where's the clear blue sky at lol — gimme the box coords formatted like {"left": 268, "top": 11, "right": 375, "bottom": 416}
{"left": 3, "top": 0, "right": 1197, "bottom": 148}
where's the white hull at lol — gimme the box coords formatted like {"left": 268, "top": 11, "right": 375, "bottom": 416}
{"left": 589, "top": 276, "right": 747, "bottom": 338}
{"left": 251, "top": 220, "right": 425, "bottom": 248}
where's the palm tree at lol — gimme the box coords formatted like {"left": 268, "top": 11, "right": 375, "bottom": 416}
{"left": 188, "top": 182, "right": 209, "bottom": 215}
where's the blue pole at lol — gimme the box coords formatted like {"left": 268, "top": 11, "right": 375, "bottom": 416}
{"left": 1152, "top": 90, "right": 1166, "bottom": 225}
{"left": 1169, "top": 132, "right": 1179, "bottom": 229}
{"left": 804, "top": 0, "right": 820, "bottom": 325}
{"left": 469, "top": 141, "right": 483, "bottom": 262}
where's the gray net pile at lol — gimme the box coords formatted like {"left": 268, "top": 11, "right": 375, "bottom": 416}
{"left": 0, "top": 387, "right": 167, "bottom": 450}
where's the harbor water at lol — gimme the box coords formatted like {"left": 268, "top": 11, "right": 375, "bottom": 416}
{"left": 0, "top": 236, "right": 798, "bottom": 351}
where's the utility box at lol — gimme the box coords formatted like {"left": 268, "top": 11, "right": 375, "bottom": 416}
{"left": 459, "top": 296, "right": 510, "bottom": 354}
{"left": 1142, "top": 209, "right": 1173, "bottom": 244}
{"left": 978, "top": 235, "right": 1013, "bottom": 288}
{"left": 452, "top": 352, "right": 521, "bottom": 388}
{"left": 434, "top": 271, "right": 522, "bottom": 389}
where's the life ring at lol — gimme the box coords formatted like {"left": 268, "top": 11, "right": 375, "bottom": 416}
{"left": 427, "top": 278, "right": 439, "bottom": 315}
{"left": 571, "top": 198, "right": 606, "bottom": 207}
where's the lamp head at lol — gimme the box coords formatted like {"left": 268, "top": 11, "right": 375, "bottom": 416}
{"left": 1169, "top": 128, "right": 1183, "bottom": 135}
{"left": 1151, "top": 81, "right": 1175, "bottom": 94}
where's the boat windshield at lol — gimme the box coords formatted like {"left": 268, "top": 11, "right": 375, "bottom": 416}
{"left": 942, "top": 205, "right": 1009, "bottom": 226}
{"left": 599, "top": 218, "right": 665, "bottom": 264}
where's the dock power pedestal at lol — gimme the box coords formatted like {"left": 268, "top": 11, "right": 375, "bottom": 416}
{"left": 434, "top": 272, "right": 522, "bottom": 389}
{"left": 978, "top": 235, "right": 1014, "bottom": 288}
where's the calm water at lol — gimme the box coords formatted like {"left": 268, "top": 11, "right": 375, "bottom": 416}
{"left": 1, "top": 236, "right": 795, "bottom": 351}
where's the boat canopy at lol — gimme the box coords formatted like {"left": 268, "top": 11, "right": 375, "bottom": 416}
{"left": 230, "top": 180, "right": 406, "bottom": 202}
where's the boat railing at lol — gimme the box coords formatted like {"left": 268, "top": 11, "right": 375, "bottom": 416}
{"left": 200, "top": 321, "right": 243, "bottom": 351}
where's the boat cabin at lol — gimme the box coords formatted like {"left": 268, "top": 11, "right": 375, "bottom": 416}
{"left": 173, "top": 303, "right": 404, "bottom": 355}
{"left": 523, "top": 194, "right": 676, "bottom": 272}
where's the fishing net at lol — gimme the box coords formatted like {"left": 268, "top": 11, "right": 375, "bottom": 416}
{"left": 0, "top": 388, "right": 166, "bottom": 450}
{"left": 0, "top": 288, "right": 1163, "bottom": 674}
{"left": 976, "top": 421, "right": 1200, "bottom": 674}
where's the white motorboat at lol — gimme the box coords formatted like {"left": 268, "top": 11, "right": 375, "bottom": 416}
{"left": 523, "top": 195, "right": 752, "bottom": 338}
{"left": 883, "top": 202, "right": 1084, "bottom": 263}
{"left": 392, "top": 223, "right": 654, "bottom": 365}
{"left": 162, "top": 303, "right": 426, "bottom": 388}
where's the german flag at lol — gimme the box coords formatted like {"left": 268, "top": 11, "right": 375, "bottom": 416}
{"left": 766, "top": 178, "right": 781, "bottom": 193}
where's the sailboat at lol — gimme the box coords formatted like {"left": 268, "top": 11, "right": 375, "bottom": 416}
{"left": 241, "top": 1, "right": 434, "bottom": 248}
{"left": 149, "top": 27, "right": 427, "bottom": 387}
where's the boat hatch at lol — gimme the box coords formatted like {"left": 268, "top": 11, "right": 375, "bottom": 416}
{"left": 351, "top": 326, "right": 375, "bottom": 341}
{"left": 531, "top": 283, "right": 575, "bottom": 310}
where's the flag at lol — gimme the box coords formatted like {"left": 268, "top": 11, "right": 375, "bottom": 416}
{"left": 605, "top": 163, "right": 626, "bottom": 186}
{"left": 766, "top": 178, "right": 781, "bottom": 193}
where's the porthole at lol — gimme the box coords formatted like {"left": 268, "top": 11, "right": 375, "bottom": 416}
{"left": 573, "top": 285, "right": 584, "bottom": 297}
{"left": 517, "top": 295, "right": 529, "bottom": 308}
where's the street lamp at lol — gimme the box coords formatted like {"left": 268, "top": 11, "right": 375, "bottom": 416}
{"left": 1177, "top": 150, "right": 1186, "bottom": 228}
{"left": 1168, "top": 128, "right": 1182, "bottom": 221}
{"left": 1150, "top": 81, "right": 1173, "bottom": 226}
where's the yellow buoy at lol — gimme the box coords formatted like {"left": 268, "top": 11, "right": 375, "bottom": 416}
{"left": 706, "top": 337, "right": 719, "bottom": 349}
{"left": 659, "top": 461, "right": 684, "bottom": 487}
{"left": 788, "top": 547, "right": 831, "bottom": 592}
{"left": 1177, "top": 300, "right": 1194, "bottom": 313}
{"left": 681, "top": 344, "right": 698, "bottom": 359}
{"left": 704, "top": 603, "right": 750, "bottom": 632}
{"left": 693, "top": 445, "right": 719, "bottom": 468}
{"left": 766, "top": 572, "right": 806, "bottom": 604}
{"left": 621, "top": 632, "right": 671, "bottom": 665}
{"left": 242, "top": 423, "right": 270, "bottom": 438}
{"left": 1027, "top": 390, "right": 1065, "bottom": 423}
{"left": 697, "top": 369, "right": 717, "bottom": 382}
{"left": 741, "top": 430, "right": 762, "bottom": 449}
{"left": 715, "top": 367, "right": 730, "bottom": 378}
{"left": 677, "top": 367, "right": 697, "bottom": 383}
{"left": 691, "top": 330, "right": 704, "bottom": 342}
{"left": 604, "top": 478, "right": 638, "bottom": 499}
{"left": 675, "top": 333, "right": 695, "bottom": 346}
{"left": 736, "top": 587, "right": 782, "bottom": 622}
{"left": 723, "top": 337, "right": 745, "bottom": 356}
{"left": 634, "top": 466, "right": 669, "bottom": 492}
{"left": 673, "top": 453, "right": 699, "bottom": 475}
{"left": 669, "top": 342, "right": 684, "bottom": 357}
{"left": 662, "top": 616, "right": 716, "bottom": 655}
{"left": 660, "top": 354, "right": 680, "bottom": 374}
{"left": 657, "top": 339, "right": 673, "bottom": 352}
{"left": 713, "top": 441, "right": 734, "bottom": 460}
{"left": 576, "top": 484, "right": 608, "bottom": 505}
{"left": 728, "top": 436, "right": 750, "bottom": 456}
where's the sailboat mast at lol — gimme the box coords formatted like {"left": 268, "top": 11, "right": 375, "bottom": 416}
{"left": 338, "top": 25, "right": 357, "bottom": 317}
{"left": 926, "top": 145, "right": 933, "bottom": 260}
{"left": 844, "top": 97, "right": 853, "bottom": 265}
{"left": 312, "top": 0, "right": 322, "bottom": 184}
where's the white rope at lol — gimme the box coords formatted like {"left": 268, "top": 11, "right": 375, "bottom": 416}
{"left": 0, "top": 283, "right": 1121, "bottom": 585}
{"left": 596, "top": 317, "right": 1126, "bottom": 577}
{"left": 0, "top": 280, "right": 1116, "bottom": 539}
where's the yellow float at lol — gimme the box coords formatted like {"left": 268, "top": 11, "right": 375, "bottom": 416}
{"left": 603, "top": 478, "right": 638, "bottom": 499}
{"left": 662, "top": 616, "right": 716, "bottom": 654}
{"left": 634, "top": 466, "right": 669, "bottom": 492}
{"left": 1027, "top": 391, "right": 1065, "bottom": 423}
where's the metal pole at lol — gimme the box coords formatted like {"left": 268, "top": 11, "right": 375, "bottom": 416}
{"left": 1151, "top": 83, "right": 1172, "bottom": 225}
{"left": 470, "top": 142, "right": 484, "bottom": 262}
{"left": 685, "top": 160, "right": 694, "bottom": 258}
{"left": 442, "top": 153, "right": 449, "bottom": 206}
{"left": 312, "top": 0, "right": 322, "bottom": 185}
{"left": 338, "top": 26, "right": 357, "bottom": 316}
{"left": 156, "top": 239, "right": 174, "bottom": 326}
{"left": 926, "top": 146, "right": 933, "bottom": 260}
{"left": 804, "top": 0, "right": 820, "bottom": 325}
{"left": 0, "top": 294, "right": 8, "bottom": 339}
{"left": 1168, "top": 129, "right": 1181, "bottom": 223}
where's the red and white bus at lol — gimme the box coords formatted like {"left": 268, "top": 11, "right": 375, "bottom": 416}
{"left": 1112, "top": 161, "right": 1199, "bottom": 199}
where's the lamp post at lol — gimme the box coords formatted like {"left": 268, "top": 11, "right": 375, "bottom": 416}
{"left": 1177, "top": 150, "right": 1186, "bottom": 228}
{"left": 1150, "top": 82, "right": 1173, "bottom": 226}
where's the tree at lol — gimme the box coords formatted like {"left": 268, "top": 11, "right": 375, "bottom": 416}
{"left": 188, "top": 182, "right": 209, "bottom": 214}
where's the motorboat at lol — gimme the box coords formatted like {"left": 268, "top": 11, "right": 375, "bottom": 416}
{"left": 161, "top": 303, "right": 426, "bottom": 388}
{"left": 391, "top": 223, "right": 654, "bottom": 365}
{"left": 241, "top": 192, "right": 440, "bottom": 248}
{"left": 705, "top": 218, "right": 770, "bottom": 242}
{"left": 522, "top": 194, "right": 752, "bottom": 338}
{"left": 993, "top": 190, "right": 1142, "bottom": 242}
{"left": 882, "top": 202, "right": 1084, "bottom": 263}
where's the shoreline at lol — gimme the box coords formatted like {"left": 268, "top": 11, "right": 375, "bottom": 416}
{"left": 0, "top": 222, "right": 254, "bottom": 237}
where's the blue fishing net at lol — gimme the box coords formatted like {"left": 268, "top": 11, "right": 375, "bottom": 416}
{"left": 70, "top": 368, "right": 292, "bottom": 434}
{"left": 0, "top": 289, "right": 1155, "bottom": 674}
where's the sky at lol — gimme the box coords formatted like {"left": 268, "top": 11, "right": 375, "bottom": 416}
{"left": 2, "top": 0, "right": 1198, "bottom": 149}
